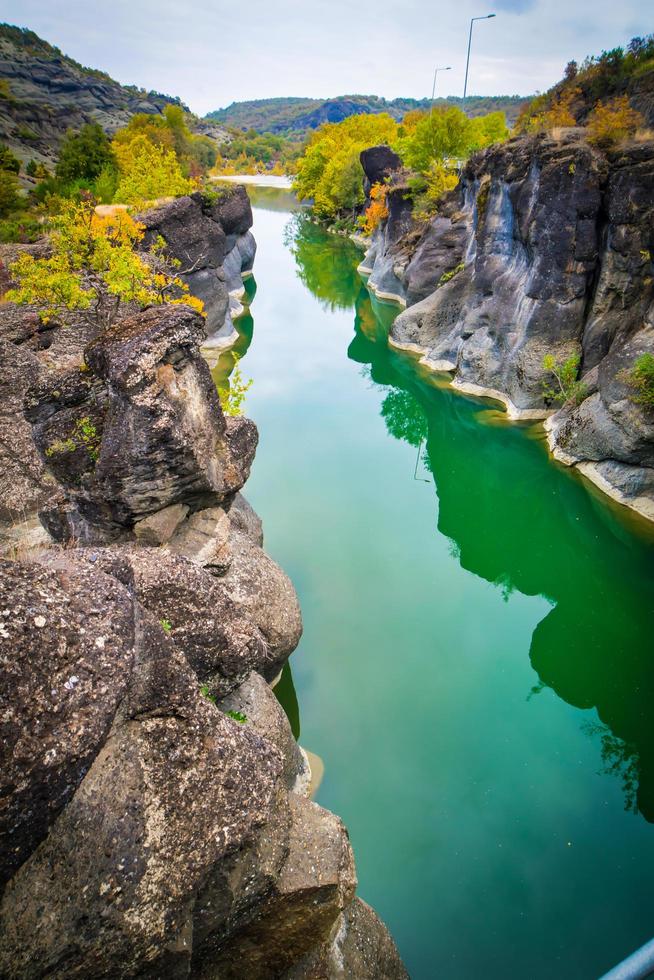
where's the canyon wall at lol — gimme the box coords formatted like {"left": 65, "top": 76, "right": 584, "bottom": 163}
{"left": 360, "top": 132, "right": 654, "bottom": 521}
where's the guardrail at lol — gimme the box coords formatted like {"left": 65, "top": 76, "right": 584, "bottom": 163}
{"left": 600, "top": 938, "right": 654, "bottom": 980}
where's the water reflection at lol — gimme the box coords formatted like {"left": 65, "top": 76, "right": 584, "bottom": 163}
{"left": 283, "top": 214, "right": 654, "bottom": 823}
{"left": 283, "top": 214, "right": 363, "bottom": 313}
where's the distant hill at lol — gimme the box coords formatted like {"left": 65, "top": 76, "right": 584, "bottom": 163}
{"left": 0, "top": 24, "right": 229, "bottom": 167}
{"left": 206, "top": 94, "right": 531, "bottom": 137}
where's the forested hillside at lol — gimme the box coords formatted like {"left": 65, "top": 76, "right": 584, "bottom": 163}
{"left": 207, "top": 94, "right": 530, "bottom": 136}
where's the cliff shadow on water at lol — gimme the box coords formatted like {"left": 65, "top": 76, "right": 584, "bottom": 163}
{"left": 276, "top": 210, "right": 654, "bottom": 825}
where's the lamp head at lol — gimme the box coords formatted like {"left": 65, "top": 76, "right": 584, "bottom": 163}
{"left": 487, "top": 12, "right": 496, "bottom": 16}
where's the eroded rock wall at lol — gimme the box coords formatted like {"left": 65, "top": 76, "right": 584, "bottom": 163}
{"left": 360, "top": 133, "right": 654, "bottom": 520}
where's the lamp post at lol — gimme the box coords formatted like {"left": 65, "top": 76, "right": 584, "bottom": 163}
{"left": 429, "top": 65, "right": 452, "bottom": 155}
{"left": 463, "top": 14, "right": 496, "bottom": 107}
{"left": 431, "top": 65, "right": 452, "bottom": 107}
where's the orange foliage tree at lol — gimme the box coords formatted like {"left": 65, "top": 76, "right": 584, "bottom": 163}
{"left": 359, "top": 182, "right": 389, "bottom": 235}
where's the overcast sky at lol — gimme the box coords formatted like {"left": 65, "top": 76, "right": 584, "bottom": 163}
{"left": 0, "top": 0, "right": 649, "bottom": 116}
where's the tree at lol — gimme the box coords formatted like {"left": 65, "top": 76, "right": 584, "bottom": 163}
{"left": 541, "top": 353, "right": 587, "bottom": 405}
{"left": 0, "top": 143, "right": 20, "bottom": 174}
{"left": 6, "top": 199, "right": 204, "bottom": 329}
{"left": 113, "top": 135, "right": 192, "bottom": 205}
{"left": 409, "top": 161, "right": 459, "bottom": 218}
{"left": 359, "top": 182, "right": 389, "bottom": 235}
{"left": 293, "top": 113, "right": 398, "bottom": 218}
{"left": 586, "top": 96, "right": 644, "bottom": 147}
{"left": 0, "top": 169, "right": 20, "bottom": 217}
{"left": 564, "top": 60, "right": 578, "bottom": 81}
{"left": 56, "top": 123, "right": 116, "bottom": 183}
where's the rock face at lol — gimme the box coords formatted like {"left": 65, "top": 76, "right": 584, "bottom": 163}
{"left": 0, "top": 281, "right": 406, "bottom": 975}
{"left": 23, "top": 304, "right": 256, "bottom": 541}
{"left": 361, "top": 131, "right": 654, "bottom": 520}
{"left": 138, "top": 188, "right": 256, "bottom": 343}
{"left": 0, "top": 24, "right": 229, "bottom": 169}
{"left": 357, "top": 148, "right": 415, "bottom": 305}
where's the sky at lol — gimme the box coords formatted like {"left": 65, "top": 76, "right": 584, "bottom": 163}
{"left": 0, "top": 0, "right": 650, "bottom": 116}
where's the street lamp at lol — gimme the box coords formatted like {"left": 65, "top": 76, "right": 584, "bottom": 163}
{"left": 463, "top": 14, "right": 496, "bottom": 105}
{"left": 431, "top": 65, "right": 452, "bottom": 106}
{"left": 429, "top": 65, "right": 452, "bottom": 155}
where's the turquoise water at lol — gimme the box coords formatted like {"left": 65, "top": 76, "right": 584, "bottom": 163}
{"left": 216, "top": 188, "right": 654, "bottom": 979}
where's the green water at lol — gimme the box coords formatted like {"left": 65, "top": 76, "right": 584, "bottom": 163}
{"left": 217, "top": 188, "right": 654, "bottom": 979}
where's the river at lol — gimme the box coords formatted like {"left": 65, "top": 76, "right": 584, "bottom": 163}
{"left": 212, "top": 186, "right": 654, "bottom": 980}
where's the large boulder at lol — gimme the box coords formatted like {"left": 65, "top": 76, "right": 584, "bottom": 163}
{"left": 219, "top": 671, "right": 309, "bottom": 791}
{"left": 68, "top": 545, "right": 276, "bottom": 696}
{"left": 138, "top": 190, "right": 255, "bottom": 338}
{"left": 193, "top": 795, "right": 357, "bottom": 979}
{"left": 0, "top": 558, "right": 136, "bottom": 888}
{"left": 283, "top": 899, "right": 409, "bottom": 980}
{"left": 25, "top": 304, "right": 257, "bottom": 541}
{"left": 360, "top": 144, "right": 402, "bottom": 194}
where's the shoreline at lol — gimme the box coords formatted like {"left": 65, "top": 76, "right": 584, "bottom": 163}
{"left": 376, "top": 287, "right": 654, "bottom": 527}
{"left": 211, "top": 174, "right": 293, "bottom": 189}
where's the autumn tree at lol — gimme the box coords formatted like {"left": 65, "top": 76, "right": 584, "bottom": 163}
{"left": 6, "top": 199, "right": 204, "bottom": 329}
{"left": 113, "top": 135, "right": 193, "bottom": 205}
{"left": 359, "top": 182, "right": 389, "bottom": 234}
{"left": 586, "top": 96, "right": 644, "bottom": 147}
{"left": 293, "top": 114, "right": 398, "bottom": 218}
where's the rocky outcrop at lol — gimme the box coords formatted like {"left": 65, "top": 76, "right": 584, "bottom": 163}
{"left": 0, "top": 24, "right": 229, "bottom": 168}
{"left": 138, "top": 188, "right": 256, "bottom": 344}
{"left": 0, "top": 190, "right": 254, "bottom": 543}
{"left": 24, "top": 304, "right": 256, "bottom": 542}
{"left": 357, "top": 152, "right": 416, "bottom": 305}
{"left": 0, "top": 293, "right": 406, "bottom": 976}
{"left": 361, "top": 131, "right": 654, "bottom": 520}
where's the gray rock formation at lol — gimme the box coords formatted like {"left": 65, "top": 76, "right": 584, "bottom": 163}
{"left": 0, "top": 512, "right": 403, "bottom": 980}
{"left": 25, "top": 304, "right": 256, "bottom": 541}
{"left": 138, "top": 188, "right": 256, "bottom": 343}
{"left": 361, "top": 131, "right": 654, "bottom": 520}
{"left": 358, "top": 150, "right": 416, "bottom": 305}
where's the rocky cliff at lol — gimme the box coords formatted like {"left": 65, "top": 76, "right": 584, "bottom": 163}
{"left": 0, "top": 188, "right": 255, "bottom": 529}
{"left": 0, "top": 24, "right": 229, "bottom": 168}
{"left": 360, "top": 132, "right": 654, "bottom": 522}
{"left": 0, "top": 191, "right": 406, "bottom": 976}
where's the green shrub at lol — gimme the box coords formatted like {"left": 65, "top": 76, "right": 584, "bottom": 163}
{"left": 0, "top": 144, "right": 20, "bottom": 173}
{"left": 56, "top": 122, "right": 116, "bottom": 183}
{"left": 0, "top": 169, "right": 21, "bottom": 218}
{"left": 622, "top": 353, "right": 654, "bottom": 409}
{"left": 542, "top": 353, "right": 588, "bottom": 405}
{"left": 218, "top": 358, "right": 253, "bottom": 416}
{"left": 0, "top": 213, "right": 42, "bottom": 243}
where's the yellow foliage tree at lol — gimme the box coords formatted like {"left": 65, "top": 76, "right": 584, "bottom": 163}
{"left": 587, "top": 96, "right": 644, "bottom": 147}
{"left": 113, "top": 135, "right": 193, "bottom": 205}
{"left": 6, "top": 199, "right": 204, "bottom": 329}
{"left": 294, "top": 114, "right": 399, "bottom": 219}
